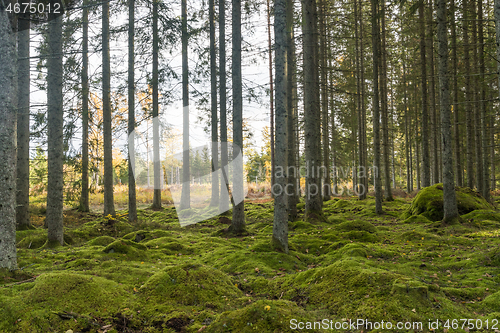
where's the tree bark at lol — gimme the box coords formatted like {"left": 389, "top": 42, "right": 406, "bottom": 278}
{"left": 80, "top": 0, "right": 90, "bottom": 213}
{"left": 319, "top": 0, "right": 330, "bottom": 201}
{"left": 303, "top": 0, "right": 322, "bottom": 216}
{"left": 427, "top": 0, "right": 439, "bottom": 185}
{"left": 371, "top": 0, "right": 382, "bottom": 213}
{"left": 219, "top": 0, "right": 229, "bottom": 213}
{"left": 286, "top": 0, "right": 298, "bottom": 220}
{"left": 437, "top": 0, "right": 459, "bottom": 224}
{"left": 273, "top": 0, "right": 288, "bottom": 252}
{"left": 450, "top": 0, "right": 462, "bottom": 187}
{"left": 478, "top": 0, "right": 489, "bottom": 201}
{"left": 209, "top": 0, "right": 219, "bottom": 208}
{"left": 103, "top": 0, "right": 115, "bottom": 217}
{"left": 0, "top": 8, "right": 18, "bottom": 269}
{"left": 464, "top": 0, "right": 475, "bottom": 189}
{"left": 152, "top": 0, "right": 161, "bottom": 209}
{"left": 266, "top": 0, "right": 275, "bottom": 190}
{"left": 17, "top": 11, "right": 31, "bottom": 228}
{"left": 128, "top": 0, "right": 137, "bottom": 222}
{"left": 419, "top": 2, "right": 430, "bottom": 187}
{"left": 231, "top": 0, "right": 246, "bottom": 233}
{"left": 180, "top": 0, "right": 191, "bottom": 210}
{"left": 47, "top": 11, "right": 64, "bottom": 246}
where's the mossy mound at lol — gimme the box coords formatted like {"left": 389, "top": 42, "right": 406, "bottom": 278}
{"left": 86, "top": 235, "right": 115, "bottom": 247}
{"left": 276, "top": 259, "right": 431, "bottom": 322}
{"left": 205, "top": 300, "right": 320, "bottom": 333}
{"left": 139, "top": 264, "right": 242, "bottom": 308}
{"left": 461, "top": 209, "right": 500, "bottom": 222}
{"left": 103, "top": 238, "right": 148, "bottom": 255}
{"left": 402, "top": 215, "right": 432, "bottom": 224}
{"left": 404, "top": 184, "right": 493, "bottom": 221}
{"left": 337, "top": 220, "right": 376, "bottom": 233}
{"left": 483, "top": 291, "right": 500, "bottom": 311}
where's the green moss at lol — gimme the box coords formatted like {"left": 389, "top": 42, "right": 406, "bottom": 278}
{"left": 103, "top": 238, "right": 148, "bottom": 255}
{"left": 404, "top": 184, "right": 493, "bottom": 221}
{"left": 483, "top": 291, "right": 500, "bottom": 311}
{"left": 336, "top": 220, "right": 376, "bottom": 233}
{"left": 206, "top": 300, "right": 321, "bottom": 333}
{"left": 402, "top": 215, "right": 432, "bottom": 224}
{"left": 17, "top": 231, "right": 47, "bottom": 249}
{"left": 139, "top": 264, "right": 242, "bottom": 308}
{"left": 461, "top": 209, "right": 500, "bottom": 222}
{"left": 87, "top": 235, "right": 115, "bottom": 247}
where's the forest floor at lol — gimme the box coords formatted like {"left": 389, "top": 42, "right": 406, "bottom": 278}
{"left": 1, "top": 191, "right": 500, "bottom": 332}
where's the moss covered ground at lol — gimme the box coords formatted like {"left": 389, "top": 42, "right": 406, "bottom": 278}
{"left": 2, "top": 195, "right": 500, "bottom": 332}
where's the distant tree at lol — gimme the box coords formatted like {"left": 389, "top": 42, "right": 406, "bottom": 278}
{"left": 128, "top": 0, "right": 137, "bottom": 222}
{"left": 219, "top": 0, "right": 229, "bottom": 213}
{"left": 180, "top": 0, "right": 190, "bottom": 210}
{"left": 152, "top": 0, "right": 161, "bottom": 209}
{"left": 209, "top": 0, "right": 219, "bottom": 207}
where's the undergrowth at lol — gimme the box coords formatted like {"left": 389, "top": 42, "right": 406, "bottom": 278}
{"left": 2, "top": 195, "right": 500, "bottom": 332}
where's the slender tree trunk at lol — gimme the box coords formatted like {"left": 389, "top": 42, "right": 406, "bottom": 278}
{"left": 273, "top": 0, "right": 288, "bottom": 252}
{"left": 450, "top": 0, "right": 462, "bottom": 187}
{"left": 180, "top": 0, "right": 191, "bottom": 210}
{"left": 355, "top": 0, "right": 364, "bottom": 199}
{"left": 478, "top": 0, "right": 490, "bottom": 201}
{"left": 266, "top": 0, "right": 275, "bottom": 189}
{"left": 437, "top": 0, "right": 459, "bottom": 224}
{"left": 286, "top": 0, "right": 298, "bottom": 220}
{"left": 219, "top": 0, "right": 229, "bottom": 213}
{"left": 402, "top": 16, "right": 411, "bottom": 193}
{"left": 80, "top": 0, "right": 90, "bottom": 213}
{"left": 210, "top": 0, "right": 219, "bottom": 208}
{"left": 128, "top": 0, "right": 137, "bottom": 222}
{"left": 231, "top": 0, "right": 246, "bottom": 233}
{"left": 490, "top": 86, "right": 495, "bottom": 191}
{"left": 0, "top": 8, "right": 18, "bottom": 269}
{"left": 359, "top": 1, "right": 368, "bottom": 198}
{"left": 427, "top": 0, "right": 439, "bottom": 185}
{"left": 152, "top": 0, "right": 161, "bottom": 209}
{"left": 495, "top": 0, "right": 500, "bottom": 190}
{"left": 17, "top": 11, "right": 31, "bottom": 228}
{"left": 371, "top": 0, "right": 382, "bottom": 213}
{"left": 103, "top": 0, "right": 115, "bottom": 217}
{"left": 319, "top": 0, "right": 330, "bottom": 201}
{"left": 464, "top": 0, "right": 475, "bottom": 189}
{"left": 470, "top": 0, "right": 483, "bottom": 193}
{"left": 303, "top": 0, "right": 322, "bottom": 216}
{"left": 380, "top": 1, "right": 392, "bottom": 200}
{"left": 47, "top": 12, "right": 64, "bottom": 245}
{"left": 419, "top": 2, "right": 430, "bottom": 187}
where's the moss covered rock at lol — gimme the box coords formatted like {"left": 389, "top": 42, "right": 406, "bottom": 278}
{"left": 403, "top": 184, "right": 494, "bottom": 221}
{"left": 103, "top": 238, "right": 147, "bottom": 255}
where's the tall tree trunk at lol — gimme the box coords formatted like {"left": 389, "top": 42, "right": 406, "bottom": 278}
{"left": 0, "top": 8, "right": 18, "bottom": 269}
{"left": 303, "top": 0, "right": 322, "bottom": 216}
{"left": 319, "top": 0, "right": 330, "bottom": 201}
{"left": 266, "top": 0, "right": 275, "bottom": 189}
{"left": 471, "top": 0, "right": 483, "bottom": 193}
{"left": 450, "top": 0, "right": 462, "bottom": 187}
{"left": 273, "top": 0, "right": 288, "bottom": 252}
{"left": 180, "top": 0, "right": 191, "bottom": 210}
{"left": 464, "top": 0, "right": 475, "bottom": 189}
{"left": 47, "top": 11, "right": 64, "bottom": 245}
{"left": 152, "top": 0, "right": 161, "bottom": 209}
{"left": 371, "top": 0, "right": 382, "bottom": 213}
{"left": 478, "top": 0, "right": 489, "bottom": 201}
{"left": 103, "top": 0, "right": 115, "bottom": 217}
{"left": 359, "top": 1, "right": 368, "bottom": 198}
{"left": 402, "top": 14, "right": 411, "bottom": 193}
{"left": 210, "top": 0, "right": 219, "bottom": 207}
{"left": 231, "top": 0, "right": 246, "bottom": 233}
{"left": 17, "top": 11, "right": 31, "bottom": 228}
{"left": 219, "top": 0, "right": 229, "bottom": 213}
{"left": 380, "top": 1, "right": 392, "bottom": 200}
{"left": 286, "top": 0, "right": 298, "bottom": 220}
{"left": 80, "top": 0, "right": 90, "bottom": 213}
{"left": 128, "top": 0, "right": 137, "bottom": 222}
{"left": 437, "top": 0, "right": 459, "bottom": 224}
{"left": 427, "top": 0, "right": 439, "bottom": 185}
{"left": 495, "top": 0, "right": 500, "bottom": 190}
{"left": 419, "top": 2, "right": 431, "bottom": 187}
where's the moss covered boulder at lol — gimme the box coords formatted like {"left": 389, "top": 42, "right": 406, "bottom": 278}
{"left": 403, "top": 184, "right": 494, "bottom": 221}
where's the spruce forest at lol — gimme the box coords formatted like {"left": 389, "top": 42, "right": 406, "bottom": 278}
{"left": 1, "top": 0, "right": 500, "bottom": 331}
